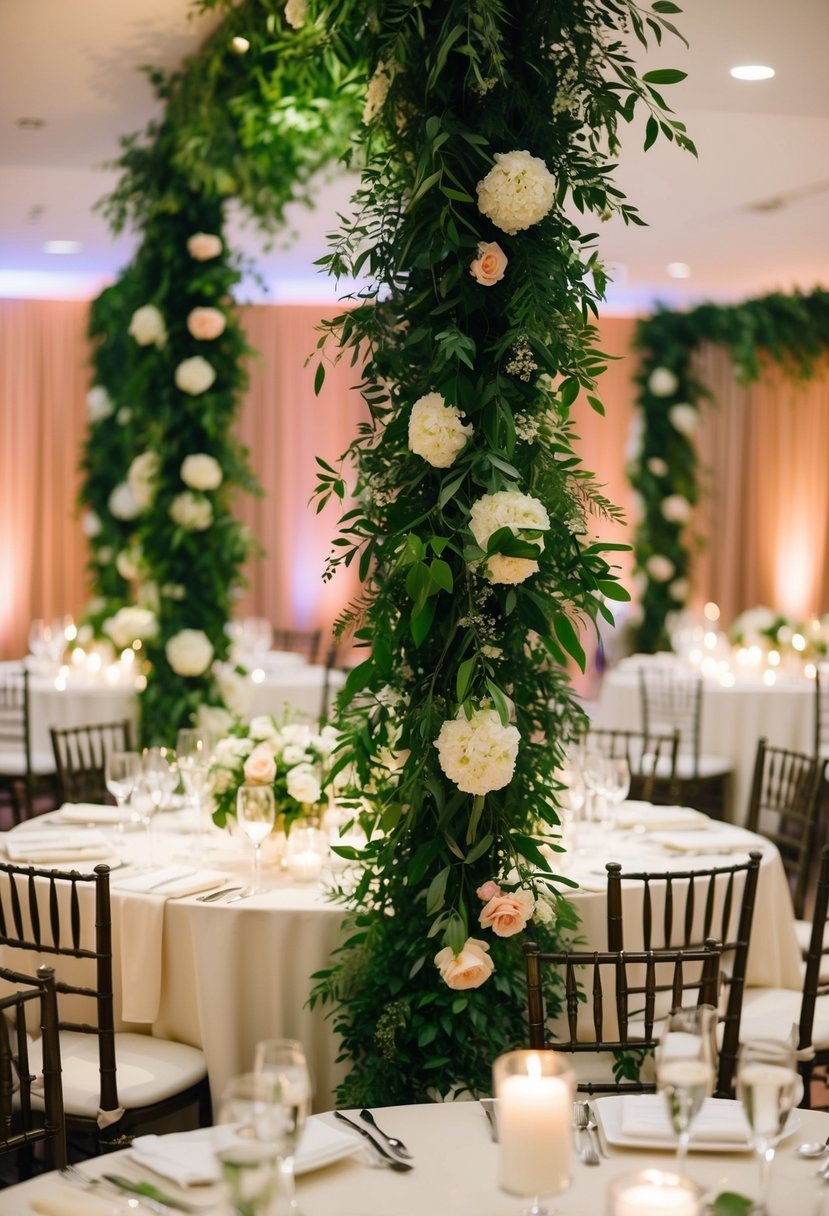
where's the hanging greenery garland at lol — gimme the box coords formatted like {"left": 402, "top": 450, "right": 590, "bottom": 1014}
{"left": 629, "top": 288, "right": 829, "bottom": 653}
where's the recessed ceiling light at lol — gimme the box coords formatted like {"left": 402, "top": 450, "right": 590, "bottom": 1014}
{"left": 730, "top": 64, "right": 775, "bottom": 81}
{"left": 667, "top": 262, "right": 691, "bottom": 279}
{"left": 42, "top": 240, "right": 82, "bottom": 255}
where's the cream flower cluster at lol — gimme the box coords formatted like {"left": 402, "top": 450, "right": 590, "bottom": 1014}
{"left": 284, "top": 0, "right": 307, "bottom": 28}
{"left": 181, "top": 453, "right": 223, "bottom": 491}
{"left": 648, "top": 367, "right": 678, "bottom": 397}
{"left": 407, "top": 392, "right": 472, "bottom": 469}
{"left": 668, "top": 403, "right": 699, "bottom": 437}
{"left": 103, "top": 606, "right": 157, "bottom": 650}
{"left": 646, "top": 554, "right": 675, "bottom": 582}
{"left": 660, "top": 494, "right": 693, "bottom": 524}
{"left": 86, "top": 386, "right": 113, "bottom": 423}
{"left": 170, "top": 491, "right": 213, "bottom": 531}
{"left": 469, "top": 490, "right": 550, "bottom": 584}
{"left": 187, "top": 232, "right": 223, "bottom": 261}
{"left": 129, "top": 304, "right": 167, "bottom": 348}
{"left": 175, "top": 356, "right": 216, "bottom": 396}
{"left": 165, "top": 628, "right": 214, "bottom": 677}
{"left": 127, "top": 451, "right": 159, "bottom": 511}
{"left": 476, "top": 150, "right": 556, "bottom": 235}
{"left": 186, "top": 307, "right": 226, "bottom": 342}
{"left": 435, "top": 708, "right": 520, "bottom": 795}
{"left": 108, "top": 482, "right": 140, "bottom": 521}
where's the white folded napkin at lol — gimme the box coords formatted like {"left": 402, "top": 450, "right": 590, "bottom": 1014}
{"left": 614, "top": 803, "right": 708, "bottom": 831}
{"left": 620, "top": 1094, "right": 750, "bottom": 1144}
{"left": 57, "top": 803, "right": 129, "bottom": 826}
{"left": 4, "top": 829, "right": 112, "bottom": 863}
{"left": 111, "top": 866, "right": 225, "bottom": 898}
{"left": 649, "top": 828, "right": 752, "bottom": 854}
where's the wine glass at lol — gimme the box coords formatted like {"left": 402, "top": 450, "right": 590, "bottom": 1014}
{"left": 556, "top": 760, "right": 585, "bottom": 850}
{"left": 737, "top": 1038, "right": 799, "bottom": 1214}
{"left": 217, "top": 1072, "right": 283, "bottom": 1216}
{"left": 493, "top": 1050, "right": 575, "bottom": 1216}
{"left": 581, "top": 751, "right": 611, "bottom": 833}
{"left": 136, "top": 747, "right": 178, "bottom": 860}
{"left": 104, "top": 751, "right": 141, "bottom": 822}
{"left": 254, "top": 1039, "right": 312, "bottom": 1213}
{"left": 603, "top": 757, "right": 631, "bottom": 824}
{"left": 655, "top": 1006, "right": 716, "bottom": 1175}
{"left": 237, "top": 784, "right": 276, "bottom": 880}
{"left": 176, "top": 729, "right": 214, "bottom": 852}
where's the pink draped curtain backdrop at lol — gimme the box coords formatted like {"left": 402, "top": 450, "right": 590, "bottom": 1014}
{"left": 1, "top": 302, "right": 828, "bottom": 661}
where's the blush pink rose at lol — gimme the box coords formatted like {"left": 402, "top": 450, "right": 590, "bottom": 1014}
{"left": 469, "top": 241, "right": 508, "bottom": 286}
{"left": 243, "top": 744, "right": 277, "bottom": 784}
{"left": 434, "top": 938, "right": 494, "bottom": 990}
{"left": 478, "top": 888, "right": 535, "bottom": 938}
{"left": 187, "top": 307, "right": 226, "bottom": 341}
{"left": 187, "top": 232, "right": 223, "bottom": 261}
{"left": 476, "top": 880, "right": 501, "bottom": 901}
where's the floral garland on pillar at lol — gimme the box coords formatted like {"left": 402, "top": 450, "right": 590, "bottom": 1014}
{"left": 309, "top": 0, "right": 691, "bottom": 1103}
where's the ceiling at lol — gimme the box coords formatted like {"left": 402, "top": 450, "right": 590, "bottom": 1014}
{"left": 1, "top": 0, "right": 828, "bottom": 310}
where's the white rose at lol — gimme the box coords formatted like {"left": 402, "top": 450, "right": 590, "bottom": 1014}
{"left": 434, "top": 938, "right": 494, "bottom": 990}
{"left": 117, "top": 406, "right": 132, "bottom": 425}
{"left": 86, "top": 386, "right": 113, "bottom": 423}
{"left": 468, "top": 490, "right": 550, "bottom": 585}
{"left": 286, "top": 763, "right": 322, "bottom": 804}
{"left": 646, "top": 456, "right": 669, "bottom": 477}
{"left": 115, "top": 547, "right": 141, "bottom": 581}
{"left": 668, "top": 404, "right": 699, "bottom": 437}
{"left": 646, "top": 555, "right": 676, "bottom": 583}
{"left": 280, "top": 723, "right": 313, "bottom": 749}
{"left": 165, "top": 629, "right": 214, "bottom": 677}
{"left": 197, "top": 705, "right": 235, "bottom": 738}
{"left": 128, "top": 304, "right": 167, "bottom": 348}
{"left": 82, "top": 511, "right": 102, "bottom": 538}
{"left": 660, "top": 494, "right": 693, "bottom": 524}
{"left": 244, "top": 744, "right": 278, "bottom": 785}
{"left": 648, "top": 367, "right": 679, "bottom": 397}
{"left": 103, "top": 606, "right": 157, "bottom": 650}
{"left": 215, "top": 737, "right": 255, "bottom": 768}
{"left": 186, "top": 308, "right": 226, "bottom": 342}
{"left": 669, "top": 578, "right": 690, "bottom": 601}
{"left": 108, "top": 481, "right": 140, "bottom": 521}
{"left": 175, "top": 356, "right": 216, "bottom": 396}
{"left": 435, "top": 707, "right": 520, "bottom": 795}
{"left": 181, "top": 453, "right": 223, "bottom": 491}
{"left": 249, "top": 715, "right": 280, "bottom": 743}
{"left": 187, "top": 232, "right": 223, "bottom": 261}
{"left": 284, "top": 0, "right": 307, "bottom": 28}
{"left": 408, "top": 392, "right": 472, "bottom": 469}
{"left": 282, "top": 743, "right": 311, "bottom": 766}
{"left": 127, "top": 451, "right": 159, "bottom": 511}
{"left": 170, "top": 492, "right": 213, "bottom": 531}
{"left": 476, "top": 150, "right": 556, "bottom": 235}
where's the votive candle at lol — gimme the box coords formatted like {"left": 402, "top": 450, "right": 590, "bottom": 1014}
{"left": 608, "top": 1169, "right": 701, "bottom": 1216}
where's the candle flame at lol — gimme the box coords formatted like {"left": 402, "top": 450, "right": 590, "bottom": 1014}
{"left": 527, "top": 1052, "right": 542, "bottom": 1080}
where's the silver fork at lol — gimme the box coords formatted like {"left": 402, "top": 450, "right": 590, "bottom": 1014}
{"left": 573, "top": 1101, "right": 600, "bottom": 1166}
{"left": 224, "top": 886, "right": 268, "bottom": 902}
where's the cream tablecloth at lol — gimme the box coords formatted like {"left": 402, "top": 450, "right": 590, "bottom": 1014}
{"left": 9, "top": 1101, "right": 829, "bottom": 1214}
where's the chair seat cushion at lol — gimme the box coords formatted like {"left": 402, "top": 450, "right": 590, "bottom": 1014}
{"left": 738, "top": 988, "right": 829, "bottom": 1051}
{"left": 0, "top": 748, "right": 55, "bottom": 777}
{"left": 29, "top": 1031, "right": 207, "bottom": 1118}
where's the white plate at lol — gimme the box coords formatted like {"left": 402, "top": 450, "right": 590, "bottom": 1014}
{"left": 594, "top": 1094, "right": 801, "bottom": 1154}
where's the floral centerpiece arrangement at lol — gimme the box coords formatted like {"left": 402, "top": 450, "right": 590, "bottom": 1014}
{"left": 210, "top": 714, "right": 342, "bottom": 831}
{"left": 728, "top": 606, "right": 829, "bottom": 662}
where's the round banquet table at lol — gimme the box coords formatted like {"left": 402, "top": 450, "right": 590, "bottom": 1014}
{"left": 8, "top": 1101, "right": 829, "bottom": 1214}
{"left": 0, "top": 802, "right": 801, "bottom": 1122}
{"left": 595, "top": 663, "right": 817, "bottom": 823}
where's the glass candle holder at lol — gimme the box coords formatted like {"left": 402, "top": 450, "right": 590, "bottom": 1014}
{"left": 493, "top": 1050, "right": 575, "bottom": 1216}
{"left": 285, "top": 826, "right": 328, "bottom": 882}
{"left": 607, "top": 1169, "right": 702, "bottom": 1216}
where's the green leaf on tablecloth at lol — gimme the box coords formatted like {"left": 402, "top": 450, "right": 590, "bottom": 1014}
{"left": 711, "top": 1193, "right": 752, "bottom": 1216}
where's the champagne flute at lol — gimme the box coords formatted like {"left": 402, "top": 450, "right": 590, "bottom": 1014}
{"left": 104, "top": 751, "right": 141, "bottom": 823}
{"left": 656, "top": 1006, "right": 716, "bottom": 1175}
{"left": 217, "top": 1072, "right": 282, "bottom": 1216}
{"left": 237, "top": 784, "right": 276, "bottom": 880}
{"left": 737, "top": 1038, "right": 799, "bottom": 1214}
{"left": 254, "top": 1039, "right": 312, "bottom": 1213}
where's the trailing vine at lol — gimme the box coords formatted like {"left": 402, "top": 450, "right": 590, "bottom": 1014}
{"left": 630, "top": 288, "right": 829, "bottom": 652}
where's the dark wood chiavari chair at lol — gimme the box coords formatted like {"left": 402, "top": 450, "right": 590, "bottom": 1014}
{"left": 49, "top": 720, "right": 133, "bottom": 805}
{"left": 584, "top": 726, "right": 680, "bottom": 804}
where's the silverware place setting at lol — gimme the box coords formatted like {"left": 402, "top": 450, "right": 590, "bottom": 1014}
{"left": 334, "top": 1111, "right": 414, "bottom": 1171}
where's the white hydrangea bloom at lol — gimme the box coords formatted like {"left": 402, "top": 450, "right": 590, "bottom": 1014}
{"left": 646, "top": 554, "right": 676, "bottom": 582}
{"left": 86, "top": 386, "right": 113, "bottom": 423}
{"left": 127, "top": 451, "right": 159, "bottom": 511}
{"left": 165, "top": 629, "right": 214, "bottom": 677}
{"left": 660, "top": 494, "right": 693, "bottom": 524}
{"left": 181, "top": 453, "right": 223, "bottom": 491}
{"left": 476, "top": 150, "right": 556, "bottom": 235}
{"left": 435, "top": 708, "right": 520, "bottom": 795}
{"left": 648, "top": 367, "right": 678, "bottom": 397}
{"left": 108, "top": 481, "right": 140, "bottom": 521}
{"left": 668, "top": 403, "right": 699, "bottom": 437}
{"left": 469, "top": 490, "right": 550, "bottom": 584}
{"left": 128, "top": 304, "right": 167, "bottom": 348}
{"left": 175, "top": 356, "right": 216, "bottom": 396}
{"left": 408, "top": 392, "right": 472, "bottom": 468}
{"left": 170, "top": 492, "right": 213, "bottom": 531}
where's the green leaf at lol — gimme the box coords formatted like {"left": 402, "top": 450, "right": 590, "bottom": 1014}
{"left": 642, "top": 68, "right": 687, "bottom": 84}
{"left": 313, "top": 362, "right": 326, "bottom": 395}
{"left": 711, "top": 1195, "right": 752, "bottom": 1216}
{"left": 465, "top": 832, "right": 493, "bottom": 865}
{"left": 644, "top": 115, "right": 659, "bottom": 151}
{"left": 652, "top": 1, "right": 682, "bottom": 11}
{"left": 553, "top": 614, "right": 586, "bottom": 672}
{"left": 597, "top": 579, "right": 632, "bottom": 602}
{"left": 411, "top": 599, "right": 436, "bottom": 647}
{"left": 429, "top": 558, "right": 453, "bottom": 594}
{"left": 485, "top": 679, "right": 511, "bottom": 725}
{"left": 456, "top": 656, "right": 477, "bottom": 702}
{"left": 426, "top": 865, "right": 450, "bottom": 915}
{"left": 438, "top": 470, "right": 466, "bottom": 509}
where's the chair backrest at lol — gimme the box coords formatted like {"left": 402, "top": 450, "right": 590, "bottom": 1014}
{"left": 584, "top": 726, "right": 679, "bottom": 803}
{"left": 50, "top": 720, "right": 132, "bottom": 804}
{"left": 523, "top": 936, "right": 722, "bottom": 1093}
{"left": 0, "top": 863, "right": 117, "bottom": 1115}
{"left": 271, "top": 628, "right": 323, "bottom": 664}
{"left": 799, "top": 844, "right": 829, "bottom": 1055}
{"left": 814, "top": 664, "right": 829, "bottom": 760}
{"left": 0, "top": 962, "right": 66, "bottom": 1173}
{"left": 0, "top": 668, "right": 31, "bottom": 775}
{"left": 638, "top": 669, "right": 703, "bottom": 772}
{"left": 744, "top": 737, "right": 823, "bottom": 920}
{"left": 606, "top": 851, "right": 762, "bottom": 1096}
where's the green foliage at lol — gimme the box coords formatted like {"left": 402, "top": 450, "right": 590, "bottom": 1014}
{"left": 630, "top": 289, "right": 829, "bottom": 652}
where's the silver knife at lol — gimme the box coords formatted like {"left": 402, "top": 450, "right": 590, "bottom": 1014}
{"left": 102, "top": 1173, "right": 198, "bottom": 1213}
{"left": 196, "top": 885, "right": 242, "bottom": 902}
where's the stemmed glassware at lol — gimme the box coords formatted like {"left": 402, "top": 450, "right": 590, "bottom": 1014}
{"left": 253, "top": 1039, "right": 312, "bottom": 1213}
{"left": 737, "top": 1038, "right": 799, "bottom": 1214}
{"left": 134, "top": 747, "right": 178, "bottom": 861}
{"left": 556, "top": 758, "right": 586, "bottom": 851}
{"left": 237, "top": 785, "right": 276, "bottom": 881}
{"left": 104, "top": 751, "right": 141, "bottom": 824}
{"left": 604, "top": 757, "right": 631, "bottom": 821}
{"left": 176, "top": 730, "right": 214, "bottom": 855}
{"left": 581, "top": 751, "right": 611, "bottom": 834}
{"left": 655, "top": 1006, "right": 717, "bottom": 1175}
{"left": 217, "top": 1072, "right": 283, "bottom": 1216}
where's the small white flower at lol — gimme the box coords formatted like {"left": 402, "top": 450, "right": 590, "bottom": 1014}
{"left": 117, "top": 406, "right": 132, "bottom": 425}
{"left": 476, "top": 150, "right": 556, "bottom": 235}
{"left": 165, "top": 629, "right": 214, "bottom": 677}
{"left": 96, "top": 546, "right": 114, "bottom": 564}
{"left": 435, "top": 707, "right": 520, "bottom": 795}
{"left": 284, "top": 0, "right": 307, "bottom": 28}
{"left": 187, "top": 233, "right": 223, "bottom": 261}
{"left": 127, "top": 451, "right": 159, "bottom": 511}
{"left": 646, "top": 456, "right": 669, "bottom": 477}
{"left": 186, "top": 307, "right": 226, "bottom": 342}
{"left": 645, "top": 554, "right": 676, "bottom": 583}
{"left": 181, "top": 453, "right": 223, "bottom": 491}
{"left": 669, "top": 578, "right": 690, "bottom": 600}
{"left": 648, "top": 367, "right": 679, "bottom": 397}
{"left": 82, "top": 510, "right": 102, "bottom": 538}
{"left": 468, "top": 490, "right": 550, "bottom": 585}
{"left": 408, "top": 392, "right": 472, "bottom": 469}
{"left": 668, "top": 404, "right": 699, "bottom": 438}
{"left": 249, "top": 715, "right": 280, "bottom": 743}
{"left": 287, "top": 763, "right": 322, "bottom": 804}
{"left": 215, "top": 736, "right": 255, "bottom": 768}
{"left": 170, "top": 492, "right": 213, "bottom": 532}
{"left": 161, "top": 583, "right": 186, "bottom": 600}
{"left": 660, "top": 494, "right": 693, "bottom": 524}
{"left": 175, "top": 356, "right": 216, "bottom": 396}
{"left": 128, "top": 304, "right": 167, "bottom": 348}
{"left": 86, "top": 386, "right": 113, "bottom": 423}
{"left": 108, "top": 481, "right": 140, "bottom": 521}
{"left": 103, "top": 606, "right": 157, "bottom": 650}
{"left": 282, "top": 743, "right": 310, "bottom": 766}
{"left": 115, "top": 546, "right": 141, "bottom": 581}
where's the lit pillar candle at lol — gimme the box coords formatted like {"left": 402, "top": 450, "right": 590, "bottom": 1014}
{"left": 286, "top": 850, "right": 323, "bottom": 882}
{"left": 609, "top": 1169, "right": 701, "bottom": 1216}
{"left": 495, "top": 1052, "right": 572, "bottom": 1198}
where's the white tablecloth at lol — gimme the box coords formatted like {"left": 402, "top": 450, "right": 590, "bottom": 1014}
{"left": 595, "top": 666, "right": 816, "bottom": 822}
{"left": 9, "top": 1101, "right": 829, "bottom": 1214}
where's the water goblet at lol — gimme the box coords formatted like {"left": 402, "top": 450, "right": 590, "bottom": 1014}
{"left": 493, "top": 1049, "right": 575, "bottom": 1216}
{"left": 217, "top": 1072, "right": 283, "bottom": 1216}
{"left": 237, "top": 784, "right": 276, "bottom": 880}
{"left": 254, "top": 1039, "right": 312, "bottom": 1213}
{"left": 737, "top": 1038, "right": 799, "bottom": 1214}
{"left": 656, "top": 1006, "right": 716, "bottom": 1175}
{"left": 104, "top": 750, "right": 141, "bottom": 824}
